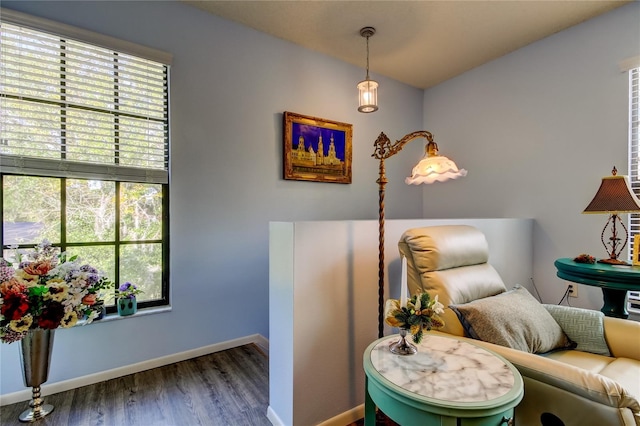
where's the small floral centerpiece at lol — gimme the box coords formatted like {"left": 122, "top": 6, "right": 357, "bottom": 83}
{"left": 115, "top": 282, "right": 142, "bottom": 316}
{"left": 115, "top": 282, "right": 143, "bottom": 299}
{"left": 0, "top": 240, "right": 111, "bottom": 344}
{"left": 384, "top": 292, "right": 445, "bottom": 344}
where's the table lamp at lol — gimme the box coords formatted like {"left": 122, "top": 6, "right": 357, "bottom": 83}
{"left": 582, "top": 167, "right": 640, "bottom": 265}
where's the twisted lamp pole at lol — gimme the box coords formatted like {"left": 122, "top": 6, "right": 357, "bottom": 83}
{"left": 371, "top": 131, "right": 437, "bottom": 338}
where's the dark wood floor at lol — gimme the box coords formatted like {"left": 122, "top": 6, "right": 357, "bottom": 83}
{"left": 1, "top": 343, "right": 398, "bottom": 426}
{"left": 0, "top": 344, "right": 271, "bottom": 426}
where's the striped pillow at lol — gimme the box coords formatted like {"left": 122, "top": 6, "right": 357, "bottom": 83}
{"left": 543, "top": 304, "right": 610, "bottom": 356}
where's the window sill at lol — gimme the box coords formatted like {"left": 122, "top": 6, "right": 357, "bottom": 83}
{"left": 83, "top": 305, "right": 172, "bottom": 325}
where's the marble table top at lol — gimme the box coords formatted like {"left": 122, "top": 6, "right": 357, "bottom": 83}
{"left": 369, "top": 334, "right": 516, "bottom": 403}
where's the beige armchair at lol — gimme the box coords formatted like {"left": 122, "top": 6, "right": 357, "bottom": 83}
{"left": 398, "top": 224, "right": 640, "bottom": 426}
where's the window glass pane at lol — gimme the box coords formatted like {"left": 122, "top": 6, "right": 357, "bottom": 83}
{"left": 120, "top": 243, "right": 162, "bottom": 301}
{"left": 120, "top": 183, "right": 162, "bottom": 241}
{"left": 2, "top": 247, "right": 35, "bottom": 265}
{"left": 66, "top": 179, "right": 115, "bottom": 242}
{"left": 2, "top": 175, "right": 60, "bottom": 245}
{"left": 0, "top": 99, "right": 62, "bottom": 158}
{"left": 0, "top": 25, "right": 63, "bottom": 101}
{"left": 65, "top": 41, "right": 116, "bottom": 110}
{"left": 66, "top": 244, "right": 116, "bottom": 306}
{"left": 118, "top": 117, "right": 166, "bottom": 169}
{"left": 116, "top": 55, "right": 167, "bottom": 119}
{"left": 66, "top": 109, "right": 115, "bottom": 164}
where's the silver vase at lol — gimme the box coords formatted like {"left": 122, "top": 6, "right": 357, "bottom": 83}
{"left": 389, "top": 328, "right": 417, "bottom": 355}
{"left": 18, "top": 329, "right": 55, "bottom": 422}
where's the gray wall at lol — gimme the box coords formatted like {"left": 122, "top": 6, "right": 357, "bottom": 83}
{"left": 420, "top": 2, "right": 640, "bottom": 309}
{"left": 0, "top": 1, "right": 425, "bottom": 395}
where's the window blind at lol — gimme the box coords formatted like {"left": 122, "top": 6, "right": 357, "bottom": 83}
{"left": 0, "top": 15, "right": 170, "bottom": 184}
{"left": 630, "top": 67, "right": 639, "bottom": 259}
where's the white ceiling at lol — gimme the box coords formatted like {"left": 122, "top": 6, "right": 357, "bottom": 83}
{"left": 183, "top": 0, "right": 630, "bottom": 89}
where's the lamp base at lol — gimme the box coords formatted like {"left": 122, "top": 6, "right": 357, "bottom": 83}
{"left": 598, "top": 258, "right": 629, "bottom": 266}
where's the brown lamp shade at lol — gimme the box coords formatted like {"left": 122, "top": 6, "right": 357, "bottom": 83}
{"left": 583, "top": 174, "right": 640, "bottom": 214}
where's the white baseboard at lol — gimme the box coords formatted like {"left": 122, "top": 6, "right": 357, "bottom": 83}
{"left": 265, "top": 404, "right": 363, "bottom": 426}
{"left": 267, "top": 405, "right": 285, "bottom": 426}
{"left": 0, "top": 333, "right": 269, "bottom": 406}
{"left": 317, "top": 404, "right": 364, "bottom": 426}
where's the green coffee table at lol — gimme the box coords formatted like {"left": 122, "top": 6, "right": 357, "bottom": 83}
{"left": 363, "top": 333, "right": 523, "bottom": 426}
{"left": 555, "top": 258, "right": 640, "bottom": 318}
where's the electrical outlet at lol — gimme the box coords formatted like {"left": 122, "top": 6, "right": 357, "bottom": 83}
{"left": 567, "top": 283, "right": 578, "bottom": 298}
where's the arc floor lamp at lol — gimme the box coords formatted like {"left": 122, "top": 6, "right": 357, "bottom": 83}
{"left": 372, "top": 131, "right": 467, "bottom": 337}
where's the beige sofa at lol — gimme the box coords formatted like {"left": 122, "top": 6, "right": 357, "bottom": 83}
{"left": 398, "top": 224, "right": 640, "bottom": 426}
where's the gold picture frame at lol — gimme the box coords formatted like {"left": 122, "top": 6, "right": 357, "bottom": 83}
{"left": 634, "top": 235, "right": 640, "bottom": 266}
{"left": 283, "top": 111, "right": 352, "bottom": 184}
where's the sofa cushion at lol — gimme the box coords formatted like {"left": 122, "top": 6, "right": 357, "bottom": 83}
{"left": 398, "top": 225, "right": 507, "bottom": 309}
{"left": 599, "top": 358, "right": 640, "bottom": 402}
{"left": 544, "top": 348, "right": 615, "bottom": 373}
{"left": 399, "top": 225, "right": 490, "bottom": 271}
{"left": 543, "top": 304, "right": 611, "bottom": 356}
{"left": 450, "top": 285, "right": 574, "bottom": 354}
{"left": 421, "top": 263, "right": 507, "bottom": 308}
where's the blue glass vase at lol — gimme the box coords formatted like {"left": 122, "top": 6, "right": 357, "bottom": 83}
{"left": 117, "top": 297, "right": 137, "bottom": 316}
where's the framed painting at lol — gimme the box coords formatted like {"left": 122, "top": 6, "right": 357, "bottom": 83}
{"left": 283, "top": 111, "right": 352, "bottom": 184}
{"left": 634, "top": 235, "right": 640, "bottom": 266}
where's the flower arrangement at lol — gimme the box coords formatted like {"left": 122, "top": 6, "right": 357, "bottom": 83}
{"left": 0, "top": 240, "right": 111, "bottom": 344}
{"left": 115, "top": 282, "right": 143, "bottom": 299}
{"left": 384, "top": 292, "right": 445, "bottom": 344}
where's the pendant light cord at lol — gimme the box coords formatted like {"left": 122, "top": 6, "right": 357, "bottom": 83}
{"left": 366, "top": 35, "right": 371, "bottom": 80}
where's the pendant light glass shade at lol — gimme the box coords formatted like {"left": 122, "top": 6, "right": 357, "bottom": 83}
{"left": 358, "top": 27, "right": 378, "bottom": 113}
{"left": 357, "top": 79, "right": 378, "bottom": 113}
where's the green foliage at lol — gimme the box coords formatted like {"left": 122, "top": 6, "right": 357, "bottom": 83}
{"left": 388, "top": 292, "right": 445, "bottom": 344}
{"left": 2, "top": 175, "right": 165, "bottom": 305}
{"left": 28, "top": 285, "right": 48, "bottom": 298}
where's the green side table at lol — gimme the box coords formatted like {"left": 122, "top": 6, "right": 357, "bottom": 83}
{"left": 555, "top": 258, "right": 640, "bottom": 318}
{"left": 363, "top": 333, "right": 523, "bottom": 426}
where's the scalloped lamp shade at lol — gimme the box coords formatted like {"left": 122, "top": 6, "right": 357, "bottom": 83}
{"left": 406, "top": 154, "right": 468, "bottom": 185}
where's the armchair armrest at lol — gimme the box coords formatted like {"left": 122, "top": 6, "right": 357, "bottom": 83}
{"left": 431, "top": 331, "right": 640, "bottom": 413}
{"left": 604, "top": 317, "right": 640, "bottom": 361}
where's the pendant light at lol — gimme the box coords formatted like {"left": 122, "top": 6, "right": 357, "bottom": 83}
{"left": 357, "top": 27, "right": 379, "bottom": 113}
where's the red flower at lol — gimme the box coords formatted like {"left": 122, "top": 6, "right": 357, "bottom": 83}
{"left": 0, "top": 291, "right": 29, "bottom": 320}
{"left": 37, "top": 302, "right": 65, "bottom": 329}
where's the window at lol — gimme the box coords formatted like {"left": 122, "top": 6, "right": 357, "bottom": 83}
{"left": 0, "top": 10, "right": 171, "bottom": 312}
{"left": 630, "top": 66, "right": 639, "bottom": 261}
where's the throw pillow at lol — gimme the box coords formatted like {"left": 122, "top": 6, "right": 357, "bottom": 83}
{"left": 450, "top": 285, "right": 574, "bottom": 354}
{"left": 543, "top": 304, "right": 611, "bottom": 356}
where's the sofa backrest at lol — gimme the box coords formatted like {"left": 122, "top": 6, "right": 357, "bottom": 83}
{"left": 398, "top": 224, "right": 507, "bottom": 335}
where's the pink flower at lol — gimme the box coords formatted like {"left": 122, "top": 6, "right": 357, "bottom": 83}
{"left": 82, "top": 293, "right": 97, "bottom": 306}
{"left": 23, "top": 260, "right": 53, "bottom": 276}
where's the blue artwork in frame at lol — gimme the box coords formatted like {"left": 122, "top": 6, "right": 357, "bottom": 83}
{"left": 283, "top": 111, "right": 352, "bottom": 184}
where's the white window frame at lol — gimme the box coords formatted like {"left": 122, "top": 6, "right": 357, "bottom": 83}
{"left": 627, "top": 62, "right": 639, "bottom": 262}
